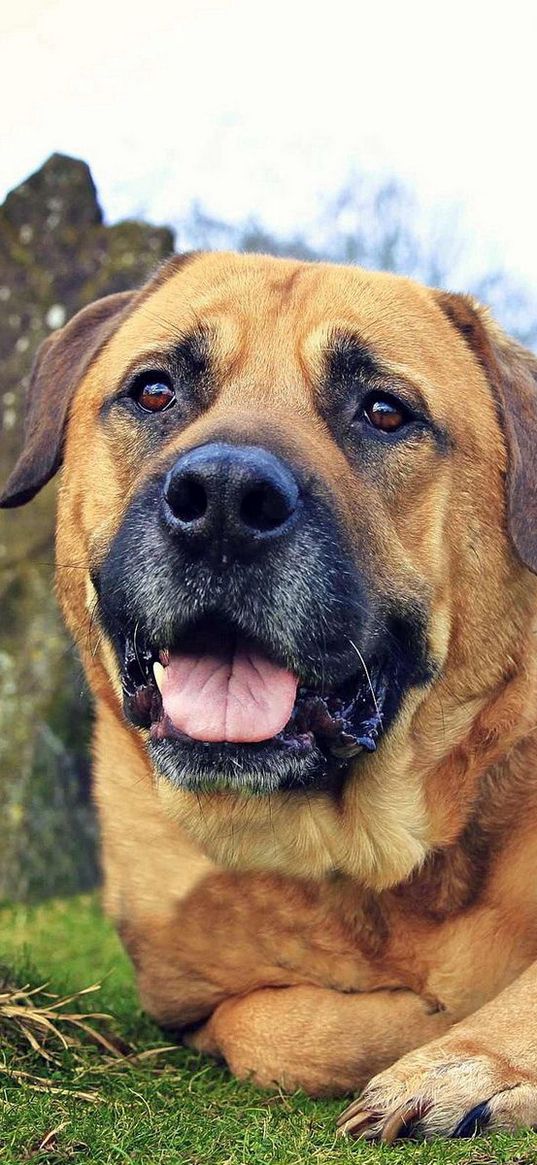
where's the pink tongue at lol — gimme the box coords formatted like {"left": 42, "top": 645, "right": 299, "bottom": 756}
{"left": 159, "top": 648, "right": 298, "bottom": 743}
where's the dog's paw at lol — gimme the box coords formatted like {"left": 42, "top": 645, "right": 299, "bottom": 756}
{"left": 337, "top": 1040, "right": 537, "bottom": 1142}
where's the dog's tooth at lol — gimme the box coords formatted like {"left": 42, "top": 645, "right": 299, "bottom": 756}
{"left": 153, "top": 661, "right": 166, "bottom": 693}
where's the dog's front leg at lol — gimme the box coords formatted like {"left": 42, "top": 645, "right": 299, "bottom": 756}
{"left": 339, "top": 958, "right": 537, "bottom": 1141}
{"left": 186, "top": 984, "right": 451, "bottom": 1096}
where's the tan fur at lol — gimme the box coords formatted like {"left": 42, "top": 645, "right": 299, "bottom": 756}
{"left": 7, "top": 251, "right": 537, "bottom": 1138}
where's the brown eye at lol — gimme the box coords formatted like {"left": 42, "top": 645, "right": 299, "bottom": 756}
{"left": 134, "top": 375, "right": 176, "bottom": 413}
{"left": 363, "top": 394, "right": 408, "bottom": 433}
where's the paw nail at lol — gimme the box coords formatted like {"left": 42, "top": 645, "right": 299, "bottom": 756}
{"left": 335, "top": 1095, "right": 372, "bottom": 1132}
{"left": 336, "top": 1096, "right": 369, "bottom": 1126}
{"left": 337, "top": 1110, "right": 377, "bottom": 1137}
{"left": 381, "top": 1100, "right": 425, "bottom": 1144}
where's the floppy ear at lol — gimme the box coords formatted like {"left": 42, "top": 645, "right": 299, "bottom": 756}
{"left": 435, "top": 290, "right": 537, "bottom": 575}
{"left": 0, "top": 290, "right": 135, "bottom": 508}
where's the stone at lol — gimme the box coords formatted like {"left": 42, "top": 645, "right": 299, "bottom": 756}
{"left": 0, "top": 154, "right": 174, "bottom": 900}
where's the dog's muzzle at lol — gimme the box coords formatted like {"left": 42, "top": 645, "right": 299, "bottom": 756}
{"left": 96, "top": 439, "right": 429, "bottom": 794}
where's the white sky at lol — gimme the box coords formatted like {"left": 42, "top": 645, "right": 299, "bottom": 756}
{"left": 2, "top": 0, "right": 537, "bottom": 293}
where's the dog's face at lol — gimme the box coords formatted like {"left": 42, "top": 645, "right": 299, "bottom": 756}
{"left": 3, "top": 253, "right": 537, "bottom": 885}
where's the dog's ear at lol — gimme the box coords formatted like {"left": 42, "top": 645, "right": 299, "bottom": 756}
{"left": 0, "top": 290, "right": 135, "bottom": 508}
{"left": 435, "top": 290, "right": 537, "bottom": 574}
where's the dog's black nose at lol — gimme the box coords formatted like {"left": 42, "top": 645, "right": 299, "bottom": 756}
{"left": 163, "top": 443, "right": 300, "bottom": 557}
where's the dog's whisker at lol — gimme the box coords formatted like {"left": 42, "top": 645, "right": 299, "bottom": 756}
{"left": 347, "top": 639, "right": 381, "bottom": 721}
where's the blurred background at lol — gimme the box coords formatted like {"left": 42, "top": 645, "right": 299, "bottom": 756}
{"left": 1, "top": 0, "right": 536, "bottom": 900}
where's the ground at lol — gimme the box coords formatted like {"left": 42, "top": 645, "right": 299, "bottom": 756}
{"left": 0, "top": 896, "right": 536, "bottom": 1164}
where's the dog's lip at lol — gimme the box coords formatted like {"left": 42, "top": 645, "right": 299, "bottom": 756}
{"left": 146, "top": 675, "right": 385, "bottom": 766}
{"left": 119, "top": 618, "right": 387, "bottom": 765}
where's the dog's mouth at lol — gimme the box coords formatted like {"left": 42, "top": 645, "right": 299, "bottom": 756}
{"left": 119, "top": 614, "right": 387, "bottom": 791}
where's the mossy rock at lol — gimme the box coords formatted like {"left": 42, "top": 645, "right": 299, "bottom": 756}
{"left": 0, "top": 154, "right": 175, "bottom": 900}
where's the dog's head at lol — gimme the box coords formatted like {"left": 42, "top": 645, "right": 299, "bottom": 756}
{"left": 3, "top": 253, "right": 537, "bottom": 885}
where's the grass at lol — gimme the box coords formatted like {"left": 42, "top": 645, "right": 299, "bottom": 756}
{"left": 0, "top": 897, "right": 536, "bottom": 1164}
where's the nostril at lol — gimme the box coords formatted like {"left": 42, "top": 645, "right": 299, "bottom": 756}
{"left": 167, "top": 474, "right": 208, "bottom": 523}
{"left": 240, "top": 483, "right": 295, "bottom": 533}
{"left": 164, "top": 444, "right": 300, "bottom": 544}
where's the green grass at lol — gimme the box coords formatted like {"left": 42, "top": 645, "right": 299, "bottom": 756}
{"left": 0, "top": 897, "right": 536, "bottom": 1164}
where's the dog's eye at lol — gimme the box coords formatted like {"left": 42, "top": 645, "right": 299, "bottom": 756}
{"left": 133, "top": 375, "right": 176, "bottom": 414}
{"left": 362, "top": 393, "right": 409, "bottom": 433}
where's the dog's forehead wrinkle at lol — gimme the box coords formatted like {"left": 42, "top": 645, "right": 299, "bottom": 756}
{"left": 130, "top": 255, "right": 418, "bottom": 363}
{"left": 117, "top": 255, "right": 455, "bottom": 381}
{"left": 133, "top": 285, "right": 214, "bottom": 347}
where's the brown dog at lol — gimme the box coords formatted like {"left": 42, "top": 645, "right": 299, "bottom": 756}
{"left": 3, "top": 251, "right": 537, "bottom": 1142}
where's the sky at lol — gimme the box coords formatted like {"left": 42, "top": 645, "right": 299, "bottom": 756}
{"left": 2, "top": 0, "right": 537, "bottom": 294}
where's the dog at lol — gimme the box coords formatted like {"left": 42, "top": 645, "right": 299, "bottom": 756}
{"left": 3, "top": 251, "right": 537, "bottom": 1142}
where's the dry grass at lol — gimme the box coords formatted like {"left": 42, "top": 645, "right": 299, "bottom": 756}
{"left": 0, "top": 969, "right": 175, "bottom": 1103}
